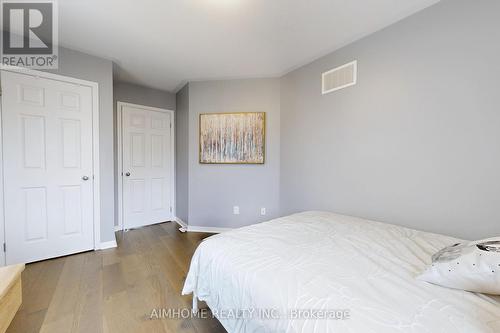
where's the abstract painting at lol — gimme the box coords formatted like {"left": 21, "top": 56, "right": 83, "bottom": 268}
{"left": 199, "top": 112, "right": 265, "bottom": 164}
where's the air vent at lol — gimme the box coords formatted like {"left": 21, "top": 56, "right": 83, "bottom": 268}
{"left": 322, "top": 60, "right": 357, "bottom": 95}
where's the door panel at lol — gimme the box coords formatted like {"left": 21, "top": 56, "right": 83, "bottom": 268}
{"left": 22, "top": 115, "right": 46, "bottom": 168}
{"left": 23, "top": 187, "right": 48, "bottom": 241}
{"left": 18, "top": 85, "right": 45, "bottom": 106}
{"left": 59, "top": 91, "right": 80, "bottom": 110}
{"left": 131, "top": 133, "right": 145, "bottom": 167}
{"left": 61, "top": 185, "right": 82, "bottom": 235}
{"left": 2, "top": 70, "right": 95, "bottom": 264}
{"left": 151, "top": 178, "right": 164, "bottom": 210}
{"left": 61, "top": 119, "right": 82, "bottom": 168}
{"left": 151, "top": 135, "right": 164, "bottom": 167}
{"left": 122, "top": 106, "right": 172, "bottom": 229}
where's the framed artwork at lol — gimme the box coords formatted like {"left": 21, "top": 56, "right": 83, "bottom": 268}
{"left": 199, "top": 112, "right": 265, "bottom": 164}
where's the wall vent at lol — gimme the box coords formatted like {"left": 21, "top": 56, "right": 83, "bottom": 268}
{"left": 322, "top": 60, "right": 357, "bottom": 95}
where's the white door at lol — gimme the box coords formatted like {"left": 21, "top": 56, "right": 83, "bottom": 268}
{"left": 2, "top": 70, "right": 95, "bottom": 265}
{"left": 121, "top": 105, "right": 173, "bottom": 229}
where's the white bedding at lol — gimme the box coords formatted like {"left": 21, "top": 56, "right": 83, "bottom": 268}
{"left": 182, "top": 211, "right": 500, "bottom": 332}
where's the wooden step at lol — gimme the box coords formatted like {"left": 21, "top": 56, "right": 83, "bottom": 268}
{"left": 0, "top": 264, "right": 25, "bottom": 333}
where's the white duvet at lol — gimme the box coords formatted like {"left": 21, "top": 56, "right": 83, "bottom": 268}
{"left": 182, "top": 211, "right": 500, "bottom": 332}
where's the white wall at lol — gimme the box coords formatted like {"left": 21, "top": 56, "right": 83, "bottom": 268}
{"left": 113, "top": 82, "right": 176, "bottom": 110}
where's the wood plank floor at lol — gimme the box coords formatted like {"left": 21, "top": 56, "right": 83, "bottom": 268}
{"left": 6, "top": 222, "right": 227, "bottom": 333}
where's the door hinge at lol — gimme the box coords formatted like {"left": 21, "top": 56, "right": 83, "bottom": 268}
{"left": 170, "top": 206, "right": 172, "bottom": 213}
{"left": 3, "top": 243, "right": 5, "bottom": 252}
{"left": 170, "top": 122, "right": 172, "bottom": 129}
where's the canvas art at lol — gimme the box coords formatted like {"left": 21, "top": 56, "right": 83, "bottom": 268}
{"left": 199, "top": 112, "right": 265, "bottom": 164}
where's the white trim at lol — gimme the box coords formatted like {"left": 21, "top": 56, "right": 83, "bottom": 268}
{"left": 0, "top": 66, "right": 101, "bottom": 261}
{"left": 91, "top": 78, "right": 101, "bottom": 253}
{"left": 114, "top": 225, "right": 123, "bottom": 232}
{"left": 116, "top": 101, "right": 175, "bottom": 231}
{"left": 187, "top": 226, "right": 233, "bottom": 233}
{"left": 321, "top": 60, "right": 357, "bottom": 95}
{"left": 172, "top": 111, "right": 176, "bottom": 219}
{"left": 174, "top": 217, "right": 188, "bottom": 232}
{"left": 98, "top": 239, "right": 117, "bottom": 250}
{"left": 1, "top": 65, "right": 101, "bottom": 88}
{"left": 116, "top": 104, "right": 124, "bottom": 232}
{"left": 0, "top": 96, "right": 5, "bottom": 266}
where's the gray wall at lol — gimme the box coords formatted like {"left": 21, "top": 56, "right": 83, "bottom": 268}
{"left": 175, "top": 84, "right": 190, "bottom": 223}
{"left": 280, "top": 0, "right": 500, "bottom": 240}
{"left": 113, "top": 82, "right": 176, "bottom": 111}
{"left": 181, "top": 79, "right": 281, "bottom": 228}
{"left": 46, "top": 47, "right": 115, "bottom": 242}
{"left": 113, "top": 82, "right": 176, "bottom": 227}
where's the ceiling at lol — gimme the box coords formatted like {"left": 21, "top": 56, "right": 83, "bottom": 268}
{"left": 58, "top": 0, "right": 439, "bottom": 92}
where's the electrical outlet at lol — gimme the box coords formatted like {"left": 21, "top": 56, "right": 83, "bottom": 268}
{"left": 260, "top": 208, "right": 266, "bottom": 216}
{"left": 233, "top": 206, "right": 240, "bottom": 215}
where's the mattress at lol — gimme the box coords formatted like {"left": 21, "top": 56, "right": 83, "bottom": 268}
{"left": 182, "top": 211, "right": 500, "bottom": 332}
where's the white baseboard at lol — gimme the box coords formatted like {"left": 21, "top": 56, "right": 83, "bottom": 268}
{"left": 114, "top": 217, "right": 230, "bottom": 235}
{"left": 99, "top": 239, "right": 117, "bottom": 250}
{"left": 187, "top": 226, "right": 233, "bottom": 233}
{"left": 174, "top": 216, "right": 233, "bottom": 234}
{"left": 174, "top": 217, "right": 188, "bottom": 231}
{"left": 115, "top": 219, "right": 189, "bottom": 233}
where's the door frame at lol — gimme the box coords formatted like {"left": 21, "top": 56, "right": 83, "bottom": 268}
{"left": 116, "top": 101, "right": 175, "bottom": 231}
{"left": 0, "top": 96, "right": 4, "bottom": 266}
{"left": 0, "top": 66, "right": 101, "bottom": 266}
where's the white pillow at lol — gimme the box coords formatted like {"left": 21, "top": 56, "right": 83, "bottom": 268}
{"left": 418, "top": 237, "right": 500, "bottom": 295}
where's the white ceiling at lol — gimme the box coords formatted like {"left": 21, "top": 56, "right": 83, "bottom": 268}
{"left": 58, "top": 0, "right": 439, "bottom": 92}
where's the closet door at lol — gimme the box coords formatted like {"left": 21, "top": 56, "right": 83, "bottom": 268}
{"left": 2, "top": 70, "right": 95, "bottom": 264}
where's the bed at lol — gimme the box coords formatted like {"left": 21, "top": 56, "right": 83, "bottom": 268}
{"left": 182, "top": 211, "right": 500, "bottom": 332}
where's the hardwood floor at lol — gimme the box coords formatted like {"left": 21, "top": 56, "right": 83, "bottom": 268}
{"left": 6, "top": 222, "right": 227, "bottom": 333}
